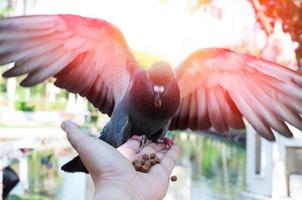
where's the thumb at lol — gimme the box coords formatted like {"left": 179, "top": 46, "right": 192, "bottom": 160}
{"left": 61, "top": 120, "right": 97, "bottom": 157}
{"left": 61, "top": 120, "right": 129, "bottom": 175}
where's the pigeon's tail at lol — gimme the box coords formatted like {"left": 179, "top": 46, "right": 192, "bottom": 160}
{"left": 61, "top": 156, "right": 88, "bottom": 173}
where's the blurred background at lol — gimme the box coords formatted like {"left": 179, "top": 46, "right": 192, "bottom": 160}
{"left": 0, "top": 0, "right": 301, "bottom": 199}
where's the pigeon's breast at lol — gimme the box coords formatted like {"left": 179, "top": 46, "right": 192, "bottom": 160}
{"left": 128, "top": 88, "right": 173, "bottom": 134}
{"left": 130, "top": 111, "right": 169, "bottom": 135}
{"left": 127, "top": 71, "right": 180, "bottom": 135}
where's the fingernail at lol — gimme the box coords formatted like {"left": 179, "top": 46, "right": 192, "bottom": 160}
{"left": 61, "top": 120, "right": 72, "bottom": 130}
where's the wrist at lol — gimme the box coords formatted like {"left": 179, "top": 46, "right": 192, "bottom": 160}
{"left": 94, "top": 180, "right": 143, "bottom": 200}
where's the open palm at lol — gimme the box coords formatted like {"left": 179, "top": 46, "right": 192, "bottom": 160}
{"left": 61, "top": 121, "right": 179, "bottom": 200}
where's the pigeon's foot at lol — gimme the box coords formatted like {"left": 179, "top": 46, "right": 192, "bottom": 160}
{"left": 157, "top": 137, "right": 174, "bottom": 149}
{"left": 131, "top": 135, "right": 148, "bottom": 147}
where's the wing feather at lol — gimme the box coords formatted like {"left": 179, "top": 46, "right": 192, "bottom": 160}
{"left": 197, "top": 88, "right": 211, "bottom": 129}
{"left": 0, "top": 29, "right": 55, "bottom": 40}
{"left": 3, "top": 48, "right": 63, "bottom": 77}
{"left": 246, "top": 57, "right": 302, "bottom": 86}
{"left": 21, "top": 52, "right": 76, "bottom": 86}
{"left": 215, "top": 86, "right": 244, "bottom": 129}
{"left": 208, "top": 87, "right": 228, "bottom": 132}
{"left": 80, "top": 74, "right": 98, "bottom": 97}
{"left": 0, "top": 15, "right": 62, "bottom": 30}
{"left": 0, "top": 14, "right": 139, "bottom": 115}
{"left": 86, "top": 76, "right": 103, "bottom": 105}
{"left": 171, "top": 48, "right": 302, "bottom": 140}
{"left": 188, "top": 92, "right": 198, "bottom": 130}
{"left": 229, "top": 89, "right": 275, "bottom": 140}
{"left": 177, "top": 95, "right": 191, "bottom": 129}
{"left": 235, "top": 76, "right": 292, "bottom": 137}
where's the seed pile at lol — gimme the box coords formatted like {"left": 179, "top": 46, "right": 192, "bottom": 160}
{"left": 132, "top": 153, "right": 160, "bottom": 173}
{"left": 132, "top": 153, "right": 178, "bottom": 182}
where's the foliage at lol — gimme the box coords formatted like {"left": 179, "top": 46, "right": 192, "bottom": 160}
{"left": 31, "top": 84, "right": 46, "bottom": 99}
{"left": 13, "top": 81, "right": 67, "bottom": 111}
{"left": 250, "top": 0, "right": 302, "bottom": 67}
{"left": 88, "top": 102, "right": 99, "bottom": 122}
{"left": 28, "top": 149, "right": 61, "bottom": 197}
{"left": 201, "top": 138, "right": 221, "bottom": 178}
{"left": 0, "top": 65, "right": 10, "bottom": 95}
{"left": 15, "top": 100, "right": 35, "bottom": 111}
{"left": 15, "top": 99, "right": 68, "bottom": 112}
{"left": 0, "top": 0, "right": 13, "bottom": 17}
{"left": 7, "top": 149, "right": 59, "bottom": 200}
{"left": 0, "top": 78, "right": 6, "bottom": 93}
{"left": 173, "top": 131, "right": 246, "bottom": 199}
{"left": 36, "top": 99, "right": 66, "bottom": 111}
{"left": 8, "top": 194, "right": 52, "bottom": 200}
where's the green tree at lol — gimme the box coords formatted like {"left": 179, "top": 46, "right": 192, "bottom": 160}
{"left": 0, "top": 0, "right": 13, "bottom": 17}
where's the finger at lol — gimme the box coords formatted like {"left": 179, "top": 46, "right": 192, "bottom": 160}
{"left": 156, "top": 149, "right": 168, "bottom": 158}
{"left": 128, "top": 143, "right": 166, "bottom": 161}
{"left": 138, "top": 143, "right": 166, "bottom": 156}
{"left": 154, "top": 143, "right": 167, "bottom": 152}
{"left": 155, "top": 152, "right": 164, "bottom": 159}
{"left": 117, "top": 139, "right": 140, "bottom": 161}
{"left": 61, "top": 120, "right": 128, "bottom": 174}
{"left": 150, "top": 145, "right": 179, "bottom": 176}
{"left": 61, "top": 120, "right": 98, "bottom": 157}
{"left": 160, "top": 145, "right": 179, "bottom": 174}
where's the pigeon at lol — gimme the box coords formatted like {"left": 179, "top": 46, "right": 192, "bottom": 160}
{"left": 0, "top": 14, "right": 302, "bottom": 173}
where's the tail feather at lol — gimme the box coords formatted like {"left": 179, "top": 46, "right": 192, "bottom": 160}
{"left": 61, "top": 156, "right": 88, "bottom": 173}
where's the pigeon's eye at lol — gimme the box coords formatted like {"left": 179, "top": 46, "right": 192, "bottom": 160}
{"left": 153, "top": 85, "right": 165, "bottom": 93}
{"left": 153, "top": 85, "right": 160, "bottom": 92}
{"left": 159, "top": 86, "right": 165, "bottom": 93}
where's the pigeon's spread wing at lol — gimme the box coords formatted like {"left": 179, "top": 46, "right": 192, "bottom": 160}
{"left": 170, "top": 48, "right": 302, "bottom": 141}
{"left": 0, "top": 15, "right": 139, "bottom": 115}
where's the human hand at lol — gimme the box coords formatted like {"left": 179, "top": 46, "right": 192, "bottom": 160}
{"left": 61, "top": 120, "right": 180, "bottom": 200}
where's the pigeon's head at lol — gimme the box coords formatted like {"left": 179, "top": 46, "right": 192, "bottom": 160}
{"left": 148, "top": 61, "right": 174, "bottom": 108}
{"left": 130, "top": 61, "right": 180, "bottom": 119}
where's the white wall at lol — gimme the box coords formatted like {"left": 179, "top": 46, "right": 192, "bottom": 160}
{"left": 246, "top": 123, "right": 302, "bottom": 199}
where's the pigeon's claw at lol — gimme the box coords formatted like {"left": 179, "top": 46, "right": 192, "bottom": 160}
{"left": 131, "top": 135, "right": 148, "bottom": 147}
{"left": 157, "top": 137, "right": 174, "bottom": 149}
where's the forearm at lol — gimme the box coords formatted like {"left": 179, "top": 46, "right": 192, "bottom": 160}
{"left": 94, "top": 181, "right": 143, "bottom": 200}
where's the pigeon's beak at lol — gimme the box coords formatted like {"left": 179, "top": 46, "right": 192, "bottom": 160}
{"left": 154, "top": 92, "right": 162, "bottom": 108}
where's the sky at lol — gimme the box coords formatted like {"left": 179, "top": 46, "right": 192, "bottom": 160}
{"left": 13, "top": 0, "right": 262, "bottom": 66}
